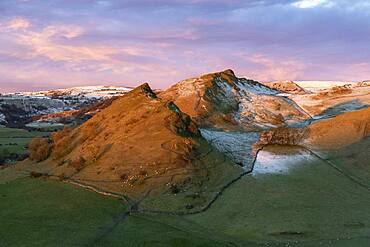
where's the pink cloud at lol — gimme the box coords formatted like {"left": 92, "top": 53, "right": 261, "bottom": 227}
{"left": 7, "top": 17, "right": 31, "bottom": 30}
{"left": 238, "top": 53, "right": 306, "bottom": 81}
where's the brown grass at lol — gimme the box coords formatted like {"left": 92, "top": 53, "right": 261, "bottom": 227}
{"left": 307, "top": 107, "right": 370, "bottom": 150}
{"left": 51, "top": 126, "right": 74, "bottom": 159}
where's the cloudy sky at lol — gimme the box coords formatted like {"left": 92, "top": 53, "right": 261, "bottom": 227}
{"left": 0, "top": 0, "right": 369, "bottom": 92}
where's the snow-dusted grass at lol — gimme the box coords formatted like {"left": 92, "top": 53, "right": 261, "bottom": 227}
{"left": 236, "top": 78, "right": 277, "bottom": 95}
{"left": 252, "top": 147, "right": 316, "bottom": 176}
{"left": 200, "top": 128, "right": 260, "bottom": 170}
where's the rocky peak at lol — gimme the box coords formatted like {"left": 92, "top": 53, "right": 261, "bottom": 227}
{"left": 160, "top": 69, "right": 309, "bottom": 130}
{"left": 128, "top": 83, "right": 157, "bottom": 99}
{"left": 165, "top": 101, "right": 200, "bottom": 137}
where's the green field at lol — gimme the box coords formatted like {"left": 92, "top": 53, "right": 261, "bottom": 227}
{"left": 0, "top": 178, "right": 230, "bottom": 247}
{"left": 185, "top": 146, "right": 370, "bottom": 246}
{"left": 1, "top": 138, "right": 370, "bottom": 246}
{"left": 0, "top": 178, "right": 128, "bottom": 246}
{"left": 0, "top": 127, "right": 49, "bottom": 164}
{"left": 324, "top": 138, "right": 370, "bottom": 188}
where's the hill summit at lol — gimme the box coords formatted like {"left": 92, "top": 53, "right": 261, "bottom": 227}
{"left": 160, "top": 69, "right": 310, "bottom": 130}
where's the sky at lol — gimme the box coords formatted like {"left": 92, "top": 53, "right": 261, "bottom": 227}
{"left": 0, "top": 0, "right": 369, "bottom": 92}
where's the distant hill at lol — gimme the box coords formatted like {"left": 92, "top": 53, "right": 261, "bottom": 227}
{"left": 0, "top": 86, "right": 133, "bottom": 128}
{"left": 8, "top": 85, "right": 133, "bottom": 98}
{"left": 263, "top": 80, "right": 308, "bottom": 94}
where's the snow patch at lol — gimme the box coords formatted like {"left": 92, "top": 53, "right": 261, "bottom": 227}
{"left": 252, "top": 149, "right": 317, "bottom": 176}
{"left": 0, "top": 112, "right": 6, "bottom": 124}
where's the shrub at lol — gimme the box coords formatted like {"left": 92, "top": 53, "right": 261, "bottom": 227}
{"left": 28, "top": 137, "right": 52, "bottom": 162}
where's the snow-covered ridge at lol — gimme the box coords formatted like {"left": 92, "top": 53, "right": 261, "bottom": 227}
{"left": 6, "top": 85, "right": 133, "bottom": 99}
{"left": 294, "top": 81, "right": 355, "bottom": 92}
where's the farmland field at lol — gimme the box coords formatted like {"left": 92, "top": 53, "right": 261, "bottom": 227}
{"left": 1, "top": 139, "right": 370, "bottom": 246}
{"left": 0, "top": 127, "right": 49, "bottom": 165}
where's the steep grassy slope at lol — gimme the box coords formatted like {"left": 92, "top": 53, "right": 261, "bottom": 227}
{"left": 25, "top": 83, "right": 241, "bottom": 211}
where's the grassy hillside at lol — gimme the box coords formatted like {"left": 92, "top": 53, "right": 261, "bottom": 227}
{"left": 0, "top": 178, "right": 234, "bottom": 247}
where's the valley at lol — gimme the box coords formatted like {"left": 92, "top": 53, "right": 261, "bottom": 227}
{"left": 1, "top": 70, "right": 370, "bottom": 246}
